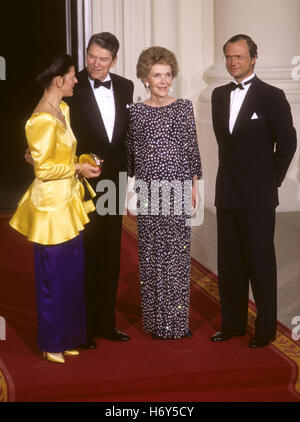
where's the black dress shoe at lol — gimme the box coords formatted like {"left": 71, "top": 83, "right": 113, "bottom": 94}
{"left": 248, "top": 335, "right": 275, "bottom": 348}
{"left": 210, "top": 330, "right": 245, "bottom": 342}
{"left": 101, "top": 329, "right": 130, "bottom": 342}
{"left": 80, "top": 338, "right": 97, "bottom": 349}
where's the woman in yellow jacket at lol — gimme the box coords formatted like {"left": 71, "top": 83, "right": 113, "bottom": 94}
{"left": 10, "top": 54, "right": 100, "bottom": 363}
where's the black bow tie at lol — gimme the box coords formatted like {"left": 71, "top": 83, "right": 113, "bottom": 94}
{"left": 94, "top": 79, "right": 112, "bottom": 89}
{"left": 230, "top": 77, "right": 254, "bottom": 91}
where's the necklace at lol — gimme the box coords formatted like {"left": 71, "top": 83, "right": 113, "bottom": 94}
{"left": 47, "top": 101, "right": 65, "bottom": 118}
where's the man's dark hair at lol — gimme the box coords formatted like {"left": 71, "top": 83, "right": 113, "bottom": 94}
{"left": 87, "top": 32, "right": 120, "bottom": 59}
{"left": 35, "top": 53, "right": 74, "bottom": 89}
{"left": 223, "top": 34, "right": 258, "bottom": 58}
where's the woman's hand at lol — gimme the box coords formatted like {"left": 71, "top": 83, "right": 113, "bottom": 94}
{"left": 75, "top": 163, "right": 101, "bottom": 179}
{"left": 25, "top": 148, "right": 34, "bottom": 166}
{"left": 25, "top": 149, "right": 101, "bottom": 178}
{"left": 192, "top": 176, "right": 198, "bottom": 210}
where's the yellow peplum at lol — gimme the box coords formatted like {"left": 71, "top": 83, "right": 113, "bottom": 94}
{"left": 9, "top": 101, "right": 96, "bottom": 245}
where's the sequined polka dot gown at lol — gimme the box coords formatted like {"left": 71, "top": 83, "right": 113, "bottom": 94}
{"left": 126, "top": 99, "right": 202, "bottom": 339}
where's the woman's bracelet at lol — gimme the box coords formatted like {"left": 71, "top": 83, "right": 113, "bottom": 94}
{"left": 76, "top": 163, "right": 83, "bottom": 176}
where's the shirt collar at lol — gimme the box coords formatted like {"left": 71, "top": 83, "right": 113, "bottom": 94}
{"left": 232, "top": 72, "right": 255, "bottom": 86}
{"left": 88, "top": 73, "right": 112, "bottom": 86}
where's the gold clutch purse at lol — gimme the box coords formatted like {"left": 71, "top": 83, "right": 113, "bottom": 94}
{"left": 79, "top": 153, "right": 104, "bottom": 168}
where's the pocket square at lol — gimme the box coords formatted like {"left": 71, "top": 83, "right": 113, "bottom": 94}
{"left": 251, "top": 112, "right": 258, "bottom": 119}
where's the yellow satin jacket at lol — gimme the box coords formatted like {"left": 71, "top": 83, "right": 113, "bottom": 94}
{"left": 9, "top": 101, "right": 95, "bottom": 245}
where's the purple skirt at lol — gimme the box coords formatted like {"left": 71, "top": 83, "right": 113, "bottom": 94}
{"left": 34, "top": 233, "right": 86, "bottom": 353}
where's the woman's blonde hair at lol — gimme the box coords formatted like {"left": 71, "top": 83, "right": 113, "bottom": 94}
{"left": 136, "top": 46, "right": 179, "bottom": 81}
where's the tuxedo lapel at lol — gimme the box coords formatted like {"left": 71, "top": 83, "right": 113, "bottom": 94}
{"left": 79, "top": 69, "right": 110, "bottom": 145}
{"left": 218, "top": 84, "right": 231, "bottom": 136}
{"left": 231, "top": 76, "right": 260, "bottom": 137}
{"left": 111, "top": 73, "right": 128, "bottom": 145}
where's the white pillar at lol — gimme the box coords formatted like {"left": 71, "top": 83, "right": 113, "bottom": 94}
{"left": 176, "top": 0, "right": 214, "bottom": 101}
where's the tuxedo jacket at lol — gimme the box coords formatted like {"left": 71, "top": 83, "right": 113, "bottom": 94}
{"left": 66, "top": 68, "right": 134, "bottom": 188}
{"left": 211, "top": 76, "right": 297, "bottom": 210}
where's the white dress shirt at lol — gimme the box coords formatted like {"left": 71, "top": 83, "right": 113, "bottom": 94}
{"left": 89, "top": 74, "right": 116, "bottom": 142}
{"left": 229, "top": 73, "right": 255, "bottom": 134}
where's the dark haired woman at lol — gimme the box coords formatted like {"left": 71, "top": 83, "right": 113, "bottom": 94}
{"left": 9, "top": 54, "right": 100, "bottom": 363}
{"left": 126, "top": 47, "right": 202, "bottom": 339}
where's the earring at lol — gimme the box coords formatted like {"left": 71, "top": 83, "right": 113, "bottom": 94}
{"left": 169, "top": 86, "right": 173, "bottom": 93}
{"left": 145, "top": 82, "right": 150, "bottom": 93}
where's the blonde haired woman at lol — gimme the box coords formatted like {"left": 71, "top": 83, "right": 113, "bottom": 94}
{"left": 126, "top": 47, "right": 202, "bottom": 339}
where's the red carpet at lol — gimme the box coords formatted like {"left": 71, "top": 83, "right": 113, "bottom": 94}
{"left": 0, "top": 213, "right": 300, "bottom": 402}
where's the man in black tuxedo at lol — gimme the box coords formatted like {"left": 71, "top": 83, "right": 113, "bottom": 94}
{"left": 67, "top": 32, "right": 134, "bottom": 348}
{"left": 210, "top": 34, "right": 297, "bottom": 348}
